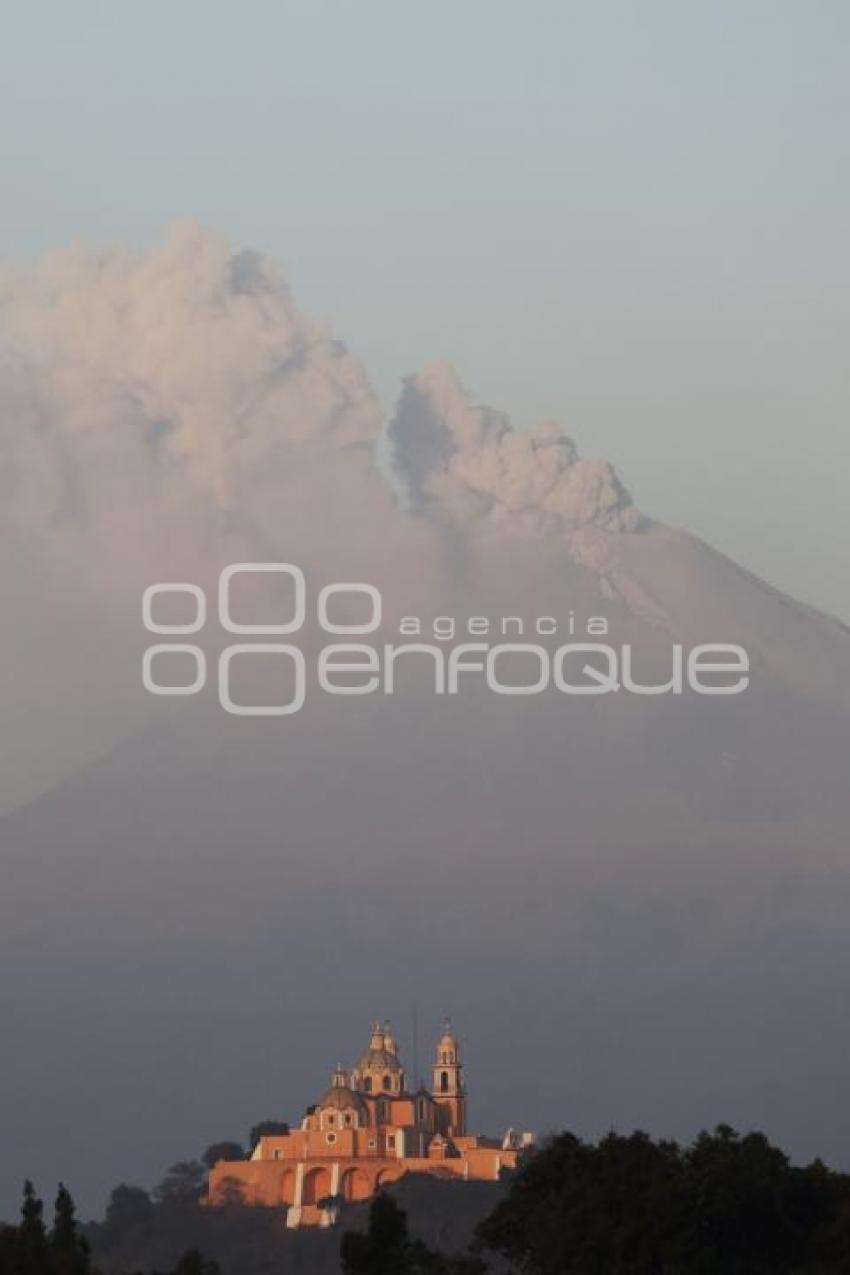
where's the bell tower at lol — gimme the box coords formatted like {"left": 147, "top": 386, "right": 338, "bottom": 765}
{"left": 431, "top": 1018, "right": 466, "bottom": 1136}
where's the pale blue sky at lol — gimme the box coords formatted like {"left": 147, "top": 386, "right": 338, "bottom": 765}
{"left": 3, "top": 0, "right": 849, "bottom": 616}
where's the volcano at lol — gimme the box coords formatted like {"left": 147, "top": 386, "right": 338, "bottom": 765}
{"left": 1, "top": 233, "right": 848, "bottom": 1218}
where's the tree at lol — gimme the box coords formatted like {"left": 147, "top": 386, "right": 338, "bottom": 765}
{"left": 341, "top": 1193, "right": 412, "bottom": 1275}
{"left": 200, "top": 1142, "right": 244, "bottom": 1170}
{"left": 103, "top": 1183, "right": 155, "bottom": 1233}
{"left": 341, "top": 1194, "right": 484, "bottom": 1275}
{"left": 153, "top": 1161, "right": 206, "bottom": 1206}
{"left": 683, "top": 1125, "right": 832, "bottom": 1271}
{"left": 20, "top": 1180, "right": 47, "bottom": 1238}
{"left": 18, "top": 1181, "right": 48, "bottom": 1275}
{"left": 247, "top": 1121, "right": 289, "bottom": 1152}
{"left": 476, "top": 1129, "right": 690, "bottom": 1274}
{"left": 50, "top": 1183, "right": 91, "bottom": 1275}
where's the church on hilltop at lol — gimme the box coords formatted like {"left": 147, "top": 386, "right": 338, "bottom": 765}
{"left": 208, "top": 1020, "right": 532, "bottom": 1228}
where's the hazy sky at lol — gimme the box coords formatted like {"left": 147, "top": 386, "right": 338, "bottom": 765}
{"left": 3, "top": 4, "right": 850, "bottom": 1218}
{"left": 2, "top": 0, "right": 849, "bottom": 618}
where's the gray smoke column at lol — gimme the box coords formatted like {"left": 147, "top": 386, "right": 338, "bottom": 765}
{"left": 388, "top": 360, "right": 639, "bottom": 536}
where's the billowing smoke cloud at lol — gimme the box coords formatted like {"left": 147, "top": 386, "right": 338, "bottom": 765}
{"left": 0, "top": 222, "right": 398, "bottom": 606}
{"left": 388, "top": 361, "right": 640, "bottom": 537}
{"left": 1, "top": 225, "right": 643, "bottom": 615}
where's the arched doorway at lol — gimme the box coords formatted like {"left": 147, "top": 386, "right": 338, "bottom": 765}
{"left": 340, "top": 1167, "right": 372, "bottom": 1202}
{"left": 302, "top": 1166, "right": 331, "bottom": 1205}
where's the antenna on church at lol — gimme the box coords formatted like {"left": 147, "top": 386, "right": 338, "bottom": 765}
{"left": 412, "top": 1003, "right": 419, "bottom": 1090}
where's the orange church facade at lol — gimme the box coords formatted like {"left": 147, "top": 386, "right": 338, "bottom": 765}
{"left": 208, "top": 1020, "right": 531, "bottom": 1228}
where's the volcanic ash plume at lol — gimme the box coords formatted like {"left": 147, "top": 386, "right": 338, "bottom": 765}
{"left": 388, "top": 360, "right": 639, "bottom": 536}
{"left": 0, "top": 222, "right": 385, "bottom": 601}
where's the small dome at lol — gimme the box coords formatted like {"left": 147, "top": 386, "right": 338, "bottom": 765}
{"left": 320, "top": 1085, "right": 367, "bottom": 1113}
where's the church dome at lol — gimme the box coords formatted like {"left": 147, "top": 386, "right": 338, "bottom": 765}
{"left": 351, "top": 1022, "right": 406, "bottom": 1095}
{"left": 356, "top": 1047, "right": 402, "bottom": 1073}
{"left": 320, "top": 1085, "right": 367, "bottom": 1113}
{"left": 355, "top": 1020, "right": 404, "bottom": 1075}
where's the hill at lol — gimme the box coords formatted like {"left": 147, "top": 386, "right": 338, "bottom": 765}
{"left": 84, "top": 1177, "right": 504, "bottom": 1275}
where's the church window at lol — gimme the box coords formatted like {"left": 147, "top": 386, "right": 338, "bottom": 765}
{"left": 345, "top": 1113, "right": 352, "bottom": 1126}
{"left": 383, "top": 1074, "right": 391, "bottom": 1090}
{"left": 326, "top": 1132, "right": 337, "bottom": 1145}
{"left": 387, "top": 1135, "right": 395, "bottom": 1149}
{"left": 363, "top": 1077, "right": 372, "bottom": 1092}
{"left": 440, "top": 1070, "right": 449, "bottom": 1093}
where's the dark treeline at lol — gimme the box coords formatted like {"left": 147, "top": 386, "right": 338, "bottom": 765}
{"left": 9, "top": 1124, "right": 850, "bottom": 1273}
{"left": 0, "top": 1181, "right": 219, "bottom": 1275}
{"left": 471, "top": 1125, "right": 850, "bottom": 1274}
